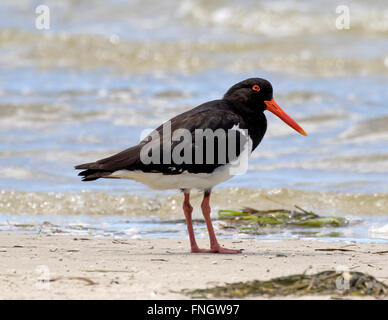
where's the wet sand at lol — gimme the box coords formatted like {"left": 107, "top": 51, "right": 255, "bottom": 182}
{"left": 0, "top": 232, "right": 387, "bottom": 299}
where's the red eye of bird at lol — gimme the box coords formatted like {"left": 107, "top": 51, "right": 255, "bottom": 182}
{"left": 252, "top": 84, "right": 260, "bottom": 92}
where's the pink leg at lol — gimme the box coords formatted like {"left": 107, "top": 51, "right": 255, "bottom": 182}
{"left": 182, "top": 191, "right": 201, "bottom": 252}
{"left": 200, "top": 191, "right": 242, "bottom": 254}
{"left": 183, "top": 191, "right": 223, "bottom": 253}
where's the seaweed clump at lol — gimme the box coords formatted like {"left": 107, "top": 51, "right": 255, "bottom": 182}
{"left": 186, "top": 271, "right": 388, "bottom": 298}
{"left": 218, "top": 206, "right": 348, "bottom": 234}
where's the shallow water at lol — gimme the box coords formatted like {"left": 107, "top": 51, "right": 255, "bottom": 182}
{"left": 0, "top": 0, "right": 387, "bottom": 241}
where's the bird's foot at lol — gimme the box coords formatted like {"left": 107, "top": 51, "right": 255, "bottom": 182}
{"left": 191, "top": 247, "right": 216, "bottom": 253}
{"left": 213, "top": 246, "right": 242, "bottom": 254}
{"left": 191, "top": 245, "right": 242, "bottom": 254}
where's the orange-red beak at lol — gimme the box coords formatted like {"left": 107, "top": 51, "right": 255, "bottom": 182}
{"left": 264, "top": 98, "right": 307, "bottom": 136}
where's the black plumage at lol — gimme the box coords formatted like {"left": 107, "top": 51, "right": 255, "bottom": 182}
{"left": 75, "top": 78, "right": 271, "bottom": 181}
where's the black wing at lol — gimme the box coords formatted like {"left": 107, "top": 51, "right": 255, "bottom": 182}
{"left": 75, "top": 100, "right": 250, "bottom": 180}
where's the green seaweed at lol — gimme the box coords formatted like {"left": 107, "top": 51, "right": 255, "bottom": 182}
{"left": 218, "top": 210, "right": 248, "bottom": 218}
{"left": 185, "top": 271, "right": 388, "bottom": 298}
{"left": 294, "top": 217, "right": 347, "bottom": 227}
{"left": 217, "top": 205, "right": 348, "bottom": 234}
{"left": 256, "top": 216, "right": 284, "bottom": 225}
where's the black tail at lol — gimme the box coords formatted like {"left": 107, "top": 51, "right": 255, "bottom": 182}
{"left": 75, "top": 145, "right": 141, "bottom": 181}
{"left": 75, "top": 163, "right": 113, "bottom": 181}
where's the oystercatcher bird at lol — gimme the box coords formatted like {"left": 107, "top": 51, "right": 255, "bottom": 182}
{"left": 75, "top": 78, "right": 307, "bottom": 253}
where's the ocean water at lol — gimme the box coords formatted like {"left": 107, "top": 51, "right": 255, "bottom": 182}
{"left": 0, "top": 0, "right": 387, "bottom": 242}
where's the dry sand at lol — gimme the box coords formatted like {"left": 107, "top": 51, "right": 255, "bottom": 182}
{"left": 0, "top": 232, "right": 387, "bottom": 299}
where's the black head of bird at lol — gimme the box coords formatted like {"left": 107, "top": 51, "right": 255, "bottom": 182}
{"left": 223, "top": 78, "right": 307, "bottom": 136}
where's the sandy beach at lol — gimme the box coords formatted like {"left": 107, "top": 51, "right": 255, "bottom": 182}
{"left": 0, "top": 232, "right": 387, "bottom": 299}
{"left": 1, "top": 0, "right": 387, "bottom": 305}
